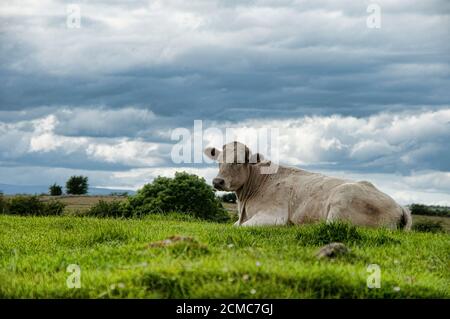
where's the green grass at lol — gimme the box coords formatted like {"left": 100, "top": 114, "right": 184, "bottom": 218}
{"left": 0, "top": 214, "right": 449, "bottom": 298}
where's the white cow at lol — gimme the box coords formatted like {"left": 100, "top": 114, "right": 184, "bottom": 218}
{"left": 205, "top": 141, "right": 412, "bottom": 230}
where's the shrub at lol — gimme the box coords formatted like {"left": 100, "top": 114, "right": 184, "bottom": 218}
{"left": 125, "top": 172, "right": 229, "bottom": 222}
{"left": 2, "top": 195, "right": 66, "bottom": 216}
{"left": 87, "top": 200, "right": 128, "bottom": 218}
{"left": 7, "top": 195, "right": 45, "bottom": 215}
{"left": 413, "top": 220, "right": 445, "bottom": 233}
{"left": 66, "top": 176, "right": 89, "bottom": 195}
{"left": 49, "top": 183, "right": 63, "bottom": 196}
{"left": 221, "top": 192, "right": 237, "bottom": 203}
{"left": 43, "top": 200, "right": 67, "bottom": 215}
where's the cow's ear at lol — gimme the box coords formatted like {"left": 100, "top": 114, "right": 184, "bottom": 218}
{"left": 248, "top": 153, "right": 264, "bottom": 164}
{"left": 204, "top": 147, "right": 221, "bottom": 161}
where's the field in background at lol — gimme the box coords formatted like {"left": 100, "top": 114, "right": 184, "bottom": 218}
{"left": 38, "top": 195, "right": 126, "bottom": 213}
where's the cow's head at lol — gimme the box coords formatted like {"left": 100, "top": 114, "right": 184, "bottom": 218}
{"left": 204, "top": 141, "right": 264, "bottom": 191}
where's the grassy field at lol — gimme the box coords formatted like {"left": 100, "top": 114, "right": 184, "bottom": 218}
{"left": 0, "top": 213, "right": 449, "bottom": 298}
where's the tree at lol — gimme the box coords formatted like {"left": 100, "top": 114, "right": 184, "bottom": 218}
{"left": 66, "top": 176, "right": 89, "bottom": 195}
{"left": 49, "top": 183, "right": 63, "bottom": 196}
{"left": 124, "top": 172, "right": 229, "bottom": 221}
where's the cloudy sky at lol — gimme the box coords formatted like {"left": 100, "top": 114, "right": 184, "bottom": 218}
{"left": 1, "top": 0, "right": 449, "bottom": 204}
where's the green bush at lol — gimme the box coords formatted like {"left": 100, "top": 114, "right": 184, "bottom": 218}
{"left": 1, "top": 195, "right": 66, "bottom": 216}
{"left": 43, "top": 200, "right": 66, "bottom": 215}
{"left": 49, "top": 183, "right": 63, "bottom": 196}
{"left": 7, "top": 195, "right": 45, "bottom": 215}
{"left": 125, "top": 172, "right": 229, "bottom": 222}
{"left": 413, "top": 220, "right": 445, "bottom": 233}
{"left": 87, "top": 200, "right": 129, "bottom": 218}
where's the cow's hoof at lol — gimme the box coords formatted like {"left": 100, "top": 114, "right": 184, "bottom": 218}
{"left": 316, "top": 242, "right": 349, "bottom": 259}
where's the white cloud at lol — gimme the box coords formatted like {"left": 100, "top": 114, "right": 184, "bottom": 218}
{"left": 86, "top": 140, "right": 163, "bottom": 166}
{"left": 1, "top": 109, "right": 165, "bottom": 167}
{"left": 203, "top": 108, "right": 450, "bottom": 170}
{"left": 350, "top": 140, "right": 397, "bottom": 161}
{"left": 29, "top": 115, "right": 88, "bottom": 153}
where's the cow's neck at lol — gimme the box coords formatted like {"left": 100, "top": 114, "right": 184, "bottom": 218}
{"left": 235, "top": 164, "right": 271, "bottom": 224}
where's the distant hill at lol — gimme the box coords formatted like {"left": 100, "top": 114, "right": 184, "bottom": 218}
{"left": 0, "top": 183, "right": 135, "bottom": 196}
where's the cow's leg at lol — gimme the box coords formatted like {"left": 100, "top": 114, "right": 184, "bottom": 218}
{"left": 240, "top": 213, "right": 288, "bottom": 227}
{"left": 325, "top": 206, "right": 347, "bottom": 224}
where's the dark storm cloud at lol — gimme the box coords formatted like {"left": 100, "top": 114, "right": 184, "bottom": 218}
{"left": 1, "top": 0, "right": 449, "bottom": 119}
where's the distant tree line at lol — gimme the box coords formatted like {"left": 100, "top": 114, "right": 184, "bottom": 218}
{"left": 409, "top": 204, "right": 450, "bottom": 217}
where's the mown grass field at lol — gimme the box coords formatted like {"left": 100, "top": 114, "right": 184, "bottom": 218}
{"left": 0, "top": 213, "right": 449, "bottom": 298}
{"left": 39, "top": 195, "right": 126, "bottom": 213}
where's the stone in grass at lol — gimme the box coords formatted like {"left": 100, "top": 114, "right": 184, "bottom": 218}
{"left": 316, "top": 242, "right": 350, "bottom": 259}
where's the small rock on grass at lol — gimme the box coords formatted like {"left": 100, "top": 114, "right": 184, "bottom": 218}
{"left": 316, "top": 242, "right": 349, "bottom": 259}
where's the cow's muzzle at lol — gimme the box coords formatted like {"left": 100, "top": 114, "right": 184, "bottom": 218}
{"left": 213, "top": 177, "right": 225, "bottom": 190}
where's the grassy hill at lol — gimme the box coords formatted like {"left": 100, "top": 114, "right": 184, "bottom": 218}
{"left": 0, "top": 214, "right": 448, "bottom": 298}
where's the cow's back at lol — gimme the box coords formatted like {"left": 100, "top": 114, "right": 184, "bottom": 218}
{"left": 266, "top": 167, "right": 404, "bottom": 228}
{"left": 241, "top": 164, "right": 406, "bottom": 228}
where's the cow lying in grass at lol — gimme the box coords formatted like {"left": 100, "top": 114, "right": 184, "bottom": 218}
{"left": 205, "top": 141, "right": 412, "bottom": 230}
